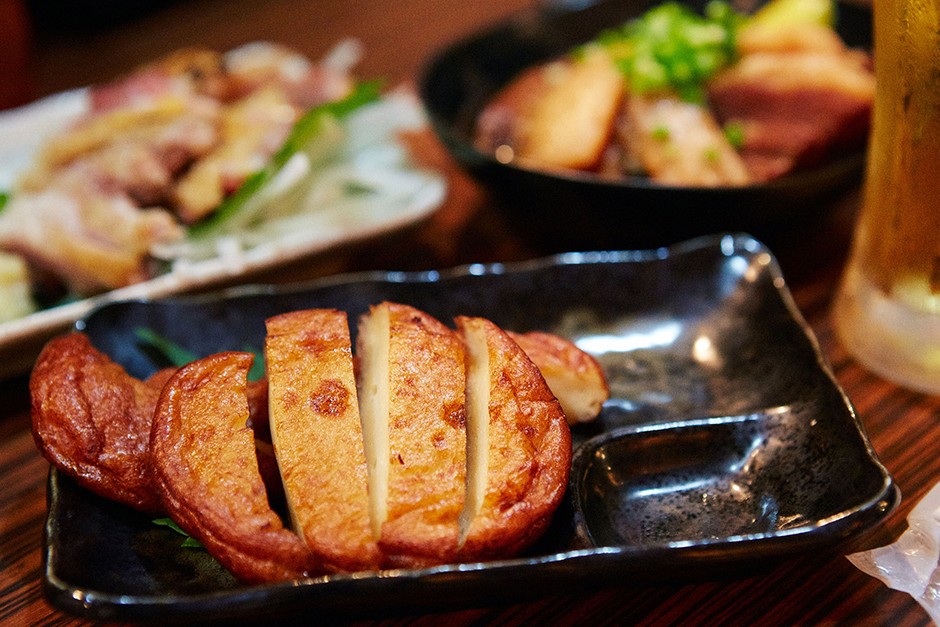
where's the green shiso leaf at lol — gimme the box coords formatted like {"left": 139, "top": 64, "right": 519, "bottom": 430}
{"left": 134, "top": 326, "right": 265, "bottom": 381}
{"left": 133, "top": 327, "right": 197, "bottom": 367}
{"left": 153, "top": 518, "right": 204, "bottom": 549}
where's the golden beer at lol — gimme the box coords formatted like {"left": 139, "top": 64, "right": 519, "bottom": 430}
{"left": 833, "top": 0, "right": 940, "bottom": 393}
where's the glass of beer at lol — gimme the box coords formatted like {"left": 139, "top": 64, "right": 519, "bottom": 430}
{"left": 833, "top": 0, "right": 940, "bottom": 394}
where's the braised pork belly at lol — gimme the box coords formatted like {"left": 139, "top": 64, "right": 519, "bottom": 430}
{"left": 475, "top": 1, "right": 873, "bottom": 187}
{"left": 708, "top": 23, "right": 874, "bottom": 181}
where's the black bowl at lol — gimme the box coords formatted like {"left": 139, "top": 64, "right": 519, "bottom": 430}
{"left": 419, "top": 0, "right": 873, "bottom": 250}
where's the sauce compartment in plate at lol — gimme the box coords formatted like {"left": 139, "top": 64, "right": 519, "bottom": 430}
{"left": 572, "top": 407, "right": 896, "bottom": 549}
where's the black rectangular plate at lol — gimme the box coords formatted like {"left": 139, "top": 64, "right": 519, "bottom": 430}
{"left": 43, "top": 233, "right": 898, "bottom": 623}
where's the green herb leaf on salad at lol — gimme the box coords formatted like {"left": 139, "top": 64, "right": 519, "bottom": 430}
{"left": 723, "top": 120, "right": 746, "bottom": 148}
{"left": 188, "top": 79, "right": 383, "bottom": 240}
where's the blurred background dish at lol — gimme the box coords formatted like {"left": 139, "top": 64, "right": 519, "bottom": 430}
{"left": 0, "top": 78, "right": 447, "bottom": 378}
{"left": 419, "top": 0, "right": 873, "bottom": 251}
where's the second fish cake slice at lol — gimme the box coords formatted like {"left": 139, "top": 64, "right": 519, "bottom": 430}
{"left": 265, "top": 308, "right": 382, "bottom": 572}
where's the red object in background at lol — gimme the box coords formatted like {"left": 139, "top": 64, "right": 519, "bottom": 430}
{"left": 0, "top": 0, "right": 32, "bottom": 110}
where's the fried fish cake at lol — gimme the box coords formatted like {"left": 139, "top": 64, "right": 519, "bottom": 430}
{"left": 507, "top": 330, "right": 609, "bottom": 425}
{"left": 150, "top": 351, "right": 318, "bottom": 584}
{"left": 265, "top": 309, "right": 381, "bottom": 573}
{"left": 30, "top": 332, "right": 168, "bottom": 513}
{"left": 358, "top": 302, "right": 467, "bottom": 568}
{"left": 457, "top": 317, "right": 571, "bottom": 560}
{"left": 30, "top": 305, "right": 582, "bottom": 583}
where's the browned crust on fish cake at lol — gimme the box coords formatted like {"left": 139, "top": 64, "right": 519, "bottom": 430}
{"left": 265, "top": 309, "right": 381, "bottom": 572}
{"left": 507, "top": 330, "right": 609, "bottom": 425}
{"left": 150, "top": 351, "right": 318, "bottom": 584}
{"left": 376, "top": 303, "right": 467, "bottom": 568}
{"left": 457, "top": 317, "right": 571, "bottom": 560}
{"left": 29, "top": 332, "right": 165, "bottom": 513}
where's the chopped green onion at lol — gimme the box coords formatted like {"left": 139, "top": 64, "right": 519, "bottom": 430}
{"left": 0, "top": 192, "right": 7, "bottom": 212}
{"left": 594, "top": 1, "right": 744, "bottom": 103}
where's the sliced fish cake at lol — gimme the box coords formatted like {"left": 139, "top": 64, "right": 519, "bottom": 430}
{"left": 456, "top": 316, "right": 571, "bottom": 560}
{"left": 358, "top": 302, "right": 467, "bottom": 567}
{"left": 265, "top": 308, "right": 381, "bottom": 573}
{"left": 150, "top": 351, "right": 317, "bottom": 584}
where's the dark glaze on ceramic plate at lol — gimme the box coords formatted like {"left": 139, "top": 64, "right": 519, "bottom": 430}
{"left": 45, "top": 234, "right": 897, "bottom": 622}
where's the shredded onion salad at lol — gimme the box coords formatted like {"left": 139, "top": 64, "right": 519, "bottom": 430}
{"left": 151, "top": 82, "right": 446, "bottom": 269}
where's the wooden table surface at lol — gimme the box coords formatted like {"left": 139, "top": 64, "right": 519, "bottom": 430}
{"left": 2, "top": 1, "right": 938, "bottom": 624}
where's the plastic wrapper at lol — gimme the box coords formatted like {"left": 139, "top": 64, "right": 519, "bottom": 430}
{"left": 847, "top": 482, "right": 940, "bottom": 623}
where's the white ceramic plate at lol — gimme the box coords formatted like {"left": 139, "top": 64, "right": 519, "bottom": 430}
{"left": 0, "top": 87, "right": 446, "bottom": 375}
